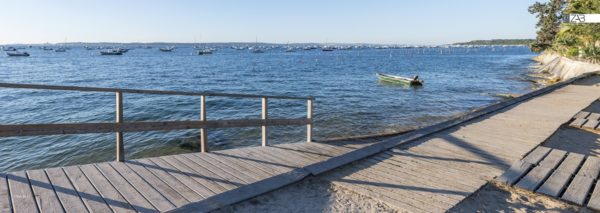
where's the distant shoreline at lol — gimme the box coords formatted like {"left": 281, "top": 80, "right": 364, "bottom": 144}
{"left": 454, "top": 39, "right": 534, "bottom": 46}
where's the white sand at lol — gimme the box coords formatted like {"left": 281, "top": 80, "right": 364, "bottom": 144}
{"left": 213, "top": 177, "right": 401, "bottom": 213}
{"left": 449, "top": 183, "right": 582, "bottom": 213}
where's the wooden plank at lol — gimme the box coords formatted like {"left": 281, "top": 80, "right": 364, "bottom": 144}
{"left": 202, "top": 153, "right": 269, "bottom": 181}
{"left": 168, "top": 155, "right": 232, "bottom": 192}
{"left": 26, "top": 169, "right": 64, "bottom": 212}
{"left": 495, "top": 160, "right": 534, "bottom": 185}
{"left": 537, "top": 153, "right": 585, "bottom": 197}
{"left": 583, "top": 120, "right": 600, "bottom": 130}
{"left": 7, "top": 171, "right": 38, "bottom": 213}
{"left": 128, "top": 159, "right": 203, "bottom": 203}
{"left": 189, "top": 154, "right": 257, "bottom": 184}
{"left": 0, "top": 118, "right": 310, "bottom": 137}
{"left": 201, "top": 153, "right": 271, "bottom": 180}
{"left": 108, "top": 163, "right": 176, "bottom": 212}
{"left": 578, "top": 156, "right": 600, "bottom": 177}
{"left": 588, "top": 113, "right": 600, "bottom": 121}
{"left": 374, "top": 154, "right": 486, "bottom": 188}
{"left": 522, "top": 146, "right": 552, "bottom": 164}
{"left": 586, "top": 178, "right": 600, "bottom": 211}
{"left": 0, "top": 82, "right": 310, "bottom": 100}
{"left": 330, "top": 178, "right": 425, "bottom": 212}
{"left": 122, "top": 162, "right": 189, "bottom": 207}
{"left": 94, "top": 163, "right": 157, "bottom": 212}
{"left": 562, "top": 175, "right": 595, "bottom": 205}
{"left": 148, "top": 158, "right": 215, "bottom": 198}
{"left": 62, "top": 166, "right": 112, "bottom": 213}
{"left": 255, "top": 147, "right": 313, "bottom": 167}
{"left": 44, "top": 168, "right": 88, "bottom": 213}
{"left": 216, "top": 149, "right": 287, "bottom": 175}
{"left": 570, "top": 118, "right": 588, "bottom": 128}
{"left": 0, "top": 174, "right": 11, "bottom": 213}
{"left": 574, "top": 111, "right": 591, "bottom": 119}
{"left": 516, "top": 150, "right": 567, "bottom": 191}
{"left": 78, "top": 164, "right": 137, "bottom": 212}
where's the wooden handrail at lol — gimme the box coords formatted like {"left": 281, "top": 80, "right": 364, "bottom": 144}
{"left": 0, "top": 82, "right": 311, "bottom": 100}
{"left": 0, "top": 118, "right": 311, "bottom": 137}
{"left": 0, "top": 82, "right": 315, "bottom": 162}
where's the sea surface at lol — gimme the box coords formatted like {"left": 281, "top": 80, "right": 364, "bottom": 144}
{"left": 0, "top": 45, "right": 538, "bottom": 172}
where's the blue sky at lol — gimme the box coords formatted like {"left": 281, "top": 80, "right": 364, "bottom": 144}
{"left": 0, "top": 0, "right": 540, "bottom": 44}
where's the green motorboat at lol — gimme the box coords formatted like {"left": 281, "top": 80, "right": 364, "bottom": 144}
{"left": 376, "top": 73, "right": 423, "bottom": 86}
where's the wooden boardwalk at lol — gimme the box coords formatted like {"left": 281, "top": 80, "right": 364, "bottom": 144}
{"left": 496, "top": 146, "right": 600, "bottom": 210}
{"left": 325, "top": 81, "right": 600, "bottom": 212}
{"left": 0, "top": 141, "right": 375, "bottom": 213}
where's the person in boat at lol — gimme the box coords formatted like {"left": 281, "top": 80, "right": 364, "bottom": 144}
{"left": 413, "top": 75, "right": 419, "bottom": 81}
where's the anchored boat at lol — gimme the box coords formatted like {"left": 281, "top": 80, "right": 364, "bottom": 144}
{"left": 6, "top": 51, "right": 30, "bottom": 57}
{"left": 376, "top": 73, "right": 423, "bottom": 86}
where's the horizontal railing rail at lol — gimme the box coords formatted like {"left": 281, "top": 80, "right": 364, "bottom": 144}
{"left": 0, "top": 82, "right": 310, "bottom": 100}
{"left": 0, "top": 82, "right": 314, "bottom": 162}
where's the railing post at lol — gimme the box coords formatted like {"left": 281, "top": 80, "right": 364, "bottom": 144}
{"left": 200, "top": 95, "right": 208, "bottom": 152}
{"left": 307, "top": 97, "right": 313, "bottom": 143}
{"left": 115, "top": 91, "right": 124, "bottom": 162}
{"left": 261, "top": 97, "right": 268, "bottom": 146}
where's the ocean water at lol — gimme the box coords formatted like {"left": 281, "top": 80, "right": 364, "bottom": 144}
{"left": 0, "top": 45, "right": 538, "bottom": 172}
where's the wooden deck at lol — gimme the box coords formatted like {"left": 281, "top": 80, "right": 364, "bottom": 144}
{"left": 496, "top": 146, "right": 600, "bottom": 210}
{"left": 0, "top": 141, "right": 375, "bottom": 213}
{"left": 325, "top": 81, "right": 600, "bottom": 212}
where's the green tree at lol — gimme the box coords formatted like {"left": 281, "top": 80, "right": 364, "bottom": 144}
{"left": 528, "top": 0, "right": 566, "bottom": 52}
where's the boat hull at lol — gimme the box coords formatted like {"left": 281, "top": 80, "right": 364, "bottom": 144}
{"left": 376, "top": 73, "right": 423, "bottom": 86}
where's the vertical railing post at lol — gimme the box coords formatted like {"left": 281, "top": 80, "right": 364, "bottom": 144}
{"left": 200, "top": 95, "right": 208, "bottom": 152}
{"left": 115, "top": 91, "right": 124, "bottom": 162}
{"left": 307, "top": 97, "right": 313, "bottom": 143}
{"left": 261, "top": 97, "right": 268, "bottom": 146}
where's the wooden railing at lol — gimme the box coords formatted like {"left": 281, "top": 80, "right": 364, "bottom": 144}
{"left": 0, "top": 83, "right": 314, "bottom": 162}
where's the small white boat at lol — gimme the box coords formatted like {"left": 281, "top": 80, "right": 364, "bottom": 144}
{"left": 6, "top": 51, "right": 30, "bottom": 57}
{"left": 376, "top": 73, "right": 423, "bottom": 86}
{"left": 159, "top": 46, "right": 175, "bottom": 52}
{"left": 322, "top": 46, "right": 334, "bottom": 51}
{"left": 197, "top": 48, "right": 213, "bottom": 55}
{"left": 2, "top": 47, "right": 17, "bottom": 51}
{"left": 54, "top": 47, "right": 66, "bottom": 52}
{"left": 100, "top": 49, "right": 123, "bottom": 55}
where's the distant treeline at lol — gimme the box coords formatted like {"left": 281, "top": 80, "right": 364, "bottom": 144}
{"left": 454, "top": 39, "right": 535, "bottom": 45}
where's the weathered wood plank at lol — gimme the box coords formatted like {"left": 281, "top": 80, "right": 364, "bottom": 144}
{"left": 569, "top": 118, "right": 588, "bottom": 128}
{"left": 202, "top": 153, "right": 269, "bottom": 181}
{"left": 109, "top": 163, "right": 175, "bottom": 212}
{"left": 62, "top": 166, "right": 112, "bottom": 213}
{"left": 562, "top": 156, "right": 600, "bottom": 205}
{"left": 122, "top": 162, "right": 189, "bottom": 207}
{"left": 588, "top": 113, "right": 600, "bottom": 121}
{"left": 169, "top": 155, "right": 232, "bottom": 192}
{"left": 148, "top": 157, "right": 219, "bottom": 198}
{"left": 516, "top": 149, "right": 567, "bottom": 191}
{"left": 45, "top": 167, "right": 89, "bottom": 213}
{"left": 78, "top": 164, "right": 137, "bottom": 212}
{"left": 129, "top": 159, "right": 202, "bottom": 203}
{"left": 331, "top": 178, "right": 425, "bottom": 212}
{"left": 578, "top": 156, "right": 600, "bottom": 177}
{"left": 0, "top": 174, "right": 11, "bottom": 213}
{"left": 495, "top": 161, "right": 534, "bottom": 185}
{"left": 202, "top": 153, "right": 271, "bottom": 180}
{"left": 522, "top": 146, "right": 552, "bottom": 165}
{"left": 583, "top": 120, "right": 600, "bottom": 130}
{"left": 537, "top": 153, "right": 585, "bottom": 197}
{"left": 574, "top": 111, "right": 591, "bottom": 119}
{"left": 214, "top": 149, "right": 287, "bottom": 175}
{"left": 26, "top": 169, "right": 64, "bottom": 212}
{"left": 7, "top": 171, "right": 38, "bottom": 213}
{"left": 256, "top": 147, "right": 314, "bottom": 167}
{"left": 562, "top": 175, "right": 595, "bottom": 205}
{"left": 586, "top": 178, "right": 600, "bottom": 211}
{"left": 94, "top": 163, "right": 157, "bottom": 212}
{"left": 171, "top": 169, "right": 309, "bottom": 213}
{"left": 192, "top": 154, "right": 257, "bottom": 184}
